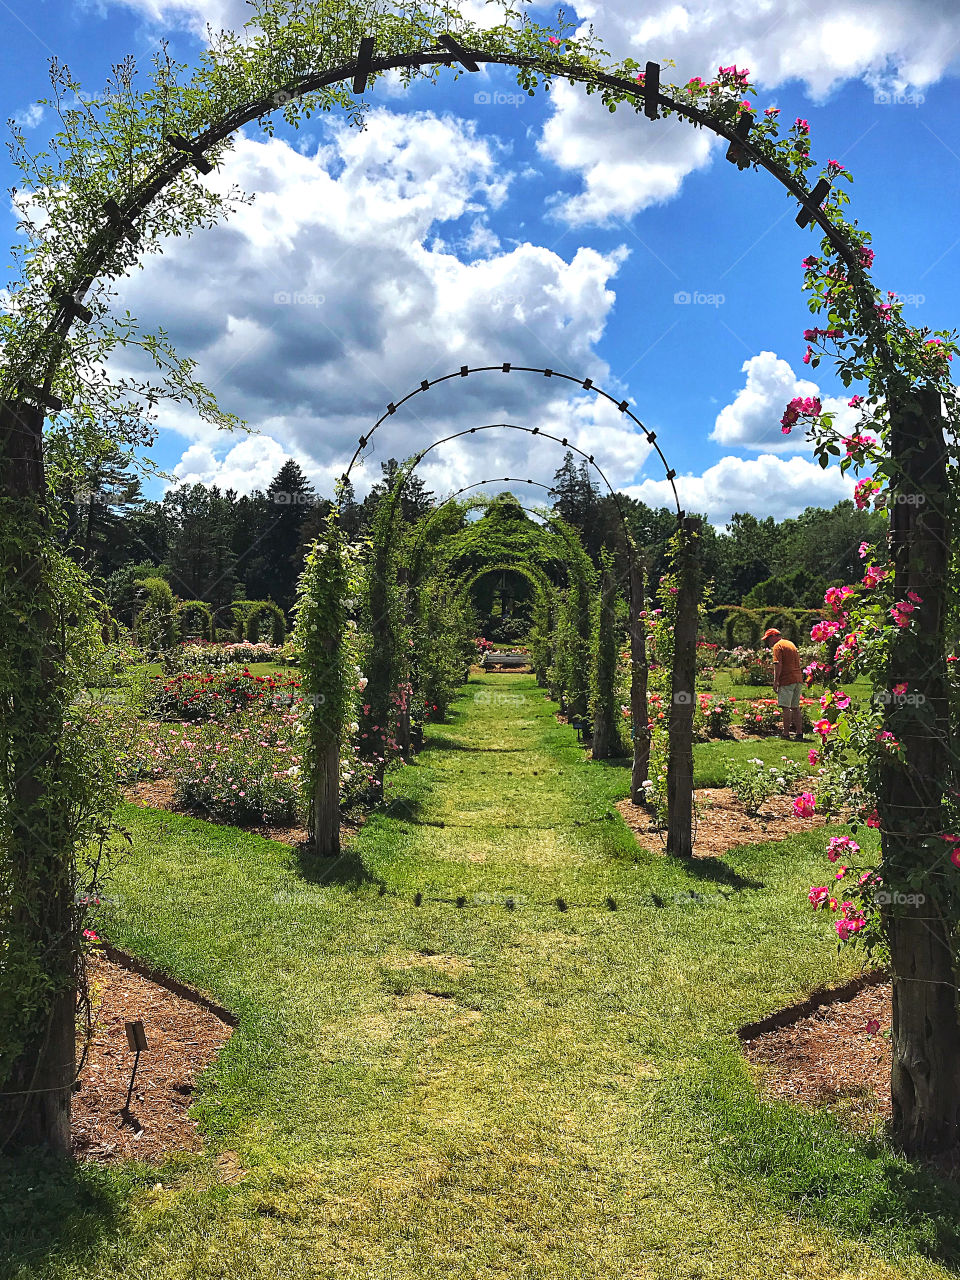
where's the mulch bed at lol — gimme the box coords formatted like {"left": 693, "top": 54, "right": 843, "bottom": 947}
{"left": 617, "top": 788, "right": 825, "bottom": 859}
{"left": 74, "top": 953, "right": 234, "bottom": 1164}
{"left": 742, "top": 980, "right": 891, "bottom": 1125}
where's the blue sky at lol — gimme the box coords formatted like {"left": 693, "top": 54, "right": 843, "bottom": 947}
{"left": 3, "top": 0, "right": 959, "bottom": 522}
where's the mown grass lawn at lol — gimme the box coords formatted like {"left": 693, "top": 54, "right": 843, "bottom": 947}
{"left": 3, "top": 675, "right": 960, "bottom": 1280}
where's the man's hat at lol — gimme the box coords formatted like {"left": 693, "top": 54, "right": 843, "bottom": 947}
{"left": 762, "top": 628, "right": 781, "bottom": 641}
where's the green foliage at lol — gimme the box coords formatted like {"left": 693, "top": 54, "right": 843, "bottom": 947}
{"left": 173, "top": 598, "right": 213, "bottom": 641}
{"left": 590, "top": 549, "right": 624, "bottom": 754}
{"left": 293, "top": 517, "right": 361, "bottom": 811}
{"left": 725, "top": 755, "right": 806, "bottom": 814}
{"left": 136, "top": 575, "right": 175, "bottom": 655}
{"left": 0, "top": 500, "right": 123, "bottom": 1080}
{"left": 413, "top": 577, "right": 473, "bottom": 721}
{"left": 243, "top": 600, "right": 287, "bottom": 645}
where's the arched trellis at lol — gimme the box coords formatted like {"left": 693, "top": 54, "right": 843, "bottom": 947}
{"left": 8, "top": 31, "right": 898, "bottom": 412}
{"left": 405, "top": 479, "right": 556, "bottom": 582}
{"left": 452, "top": 558, "right": 557, "bottom": 688}
{"left": 365, "top": 471, "right": 598, "bottom": 751}
{"left": 3, "top": 13, "right": 950, "bottom": 1160}
{"left": 343, "top": 419, "right": 656, "bottom": 571}
{"left": 341, "top": 364, "right": 682, "bottom": 517}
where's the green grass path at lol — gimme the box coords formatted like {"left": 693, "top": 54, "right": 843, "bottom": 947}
{"left": 3, "top": 676, "right": 960, "bottom": 1279}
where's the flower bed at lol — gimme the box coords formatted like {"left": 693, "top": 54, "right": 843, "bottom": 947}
{"left": 147, "top": 668, "right": 303, "bottom": 721}
{"left": 695, "top": 693, "right": 735, "bottom": 739}
{"left": 156, "top": 709, "right": 303, "bottom": 823}
{"left": 739, "top": 696, "right": 815, "bottom": 735}
{"left": 170, "top": 640, "right": 288, "bottom": 670}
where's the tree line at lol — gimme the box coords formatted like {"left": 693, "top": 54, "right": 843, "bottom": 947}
{"left": 65, "top": 445, "right": 885, "bottom": 628}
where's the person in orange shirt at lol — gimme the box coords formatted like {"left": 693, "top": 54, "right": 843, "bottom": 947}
{"left": 763, "top": 627, "right": 805, "bottom": 740}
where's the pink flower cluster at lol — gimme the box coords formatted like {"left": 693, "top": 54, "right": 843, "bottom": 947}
{"left": 836, "top": 905, "right": 867, "bottom": 940}
{"left": 793, "top": 791, "right": 816, "bottom": 818}
{"left": 862, "top": 564, "right": 888, "bottom": 589}
{"left": 824, "top": 585, "right": 853, "bottom": 614}
{"left": 854, "top": 476, "right": 880, "bottom": 510}
{"left": 810, "top": 619, "right": 839, "bottom": 643}
{"left": 780, "top": 395, "right": 822, "bottom": 434}
{"left": 890, "top": 594, "right": 921, "bottom": 628}
{"left": 718, "top": 64, "right": 750, "bottom": 86}
{"left": 827, "top": 835, "right": 860, "bottom": 862}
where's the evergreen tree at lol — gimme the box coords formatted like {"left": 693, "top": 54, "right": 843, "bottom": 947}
{"left": 263, "top": 460, "right": 318, "bottom": 612}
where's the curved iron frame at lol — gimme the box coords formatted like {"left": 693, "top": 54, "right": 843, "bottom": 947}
{"left": 11, "top": 36, "right": 892, "bottom": 416}
{"left": 341, "top": 365, "right": 681, "bottom": 514}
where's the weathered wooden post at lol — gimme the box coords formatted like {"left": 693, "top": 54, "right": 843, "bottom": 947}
{"left": 395, "top": 564, "right": 412, "bottom": 758}
{"left": 590, "top": 554, "right": 621, "bottom": 760}
{"left": 666, "top": 516, "right": 701, "bottom": 857}
{"left": 629, "top": 558, "right": 651, "bottom": 803}
{"left": 310, "top": 710, "right": 341, "bottom": 860}
{"left": 879, "top": 385, "right": 960, "bottom": 1154}
{"left": 0, "top": 400, "right": 75, "bottom": 1155}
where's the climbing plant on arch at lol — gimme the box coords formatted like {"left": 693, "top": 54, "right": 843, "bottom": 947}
{"left": 3, "top": 0, "right": 959, "bottom": 1157}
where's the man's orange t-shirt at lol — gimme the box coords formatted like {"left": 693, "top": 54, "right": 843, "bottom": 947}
{"left": 772, "top": 638, "right": 803, "bottom": 686}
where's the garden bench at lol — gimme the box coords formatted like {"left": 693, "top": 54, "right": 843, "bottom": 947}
{"left": 481, "top": 651, "right": 530, "bottom": 669}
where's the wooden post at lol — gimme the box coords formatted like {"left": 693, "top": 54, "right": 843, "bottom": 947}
{"left": 880, "top": 385, "right": 960, "bottom": 1155}
{"left": 630, "top": 559, "right": 651, "bottom": 803}
{"left": 395, "top": 566, "right": 412, "bottom": 758}
{"left": 666, "top": 517, "right": 701, "bottom": 857}
{"left": 0, "top": 400, "right": 75, "bottom": 1155}
{"left": 590, "top": 557, "right": 620, "bottom": 760}
{"left": 310, "top": 733, "right": 341, "bottom": 859}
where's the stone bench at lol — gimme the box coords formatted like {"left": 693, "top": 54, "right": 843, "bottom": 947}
{"left": 480, "top": 651, "right": 530, "bottom": 669}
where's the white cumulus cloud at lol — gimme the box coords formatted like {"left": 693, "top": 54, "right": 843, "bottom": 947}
{"left": 109, "top": 111, "right": 639, "bottom": 497}
{"left": 626, "top": 452, "right": 857, "bottom": 525}
{"left": 540, "top": 0, "right": 960, "bottom": 225}
{"left": 710, "top": 350, "right": 860, "bottom": 453}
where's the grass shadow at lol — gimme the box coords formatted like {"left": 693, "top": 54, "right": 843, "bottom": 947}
{"left": 295, "top": 836, "right": 384, "bottom": 891}
{"left": 0, "top": 1151, "right": 123, "bottom": 1278}
{"left": 678, "top": 855, "right": 764, "bottom": 892}
{"left": 705, "top": 1066, "right": 960, "bottom": 1266}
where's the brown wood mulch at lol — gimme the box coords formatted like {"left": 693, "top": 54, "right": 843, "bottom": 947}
{"left": 616, "top": 788, "right": 826, "bottom": 858}
{"left": 742, "top": 980, "right": 891, "bottom": 1126}
{"left": 74, "top": 953, "right": 234, "bottom": 1164}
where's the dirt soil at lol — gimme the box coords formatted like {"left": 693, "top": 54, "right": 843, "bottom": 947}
{"left": 617, "top": 788, "right": 826, "bottom": 858}
{"left": 74, "top": 953, "right": 233, "bottom": 1164}
{"left": 743, "top": 981, "right": 891, "bottom": 1125}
